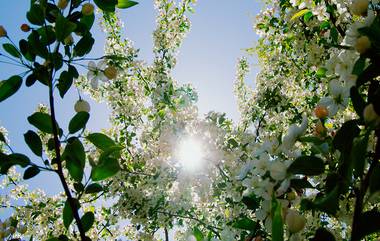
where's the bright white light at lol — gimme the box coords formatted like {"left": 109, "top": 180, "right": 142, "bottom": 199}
{"left": 177, "top": 136, "right": 204, "bottom": 172}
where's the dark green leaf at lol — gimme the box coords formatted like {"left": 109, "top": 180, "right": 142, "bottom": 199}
{"left": 85, "top": 183, "right": 103, "bottom": 194}
{"left": 3, "top": 44, "right": 21, "bottom": 58}
{"left": 55, "top": 13, "right": 77, "bottom": 42}
{"left": 93, "top": 0, "right": 117, "bottom": 12}
{"left": 232, "top": 217, "right": 257, "bottom": 231}
{"left": 27, "top": 4, "right": 45, "bottom": 25}
{"left": 62, "top": 138, "right": 85, "bottom": 182}
{"left": 333, "top": 120, "right": 360, "bottom": 152}
{"left": 241, "top": 194, "right": 260, "bottom": 210}
{"left": 350, "top": 87, "right": 366, "bottom": 119}
{"left": 0, "top": 132, "right": 5, "bottom": 143}
{"left": 27, "top": 112, "right": 55, "bottom": 134}
{"left": 81, "top": 212, "right": 95, "bottom": 232}
{"left": 352, "top": 57, "right": 366, "bottom": 76}
{"left": 352, "top": 133, "right": 369, "bottom": 178}
{"left": 91, "top": 157, "right": 120, "bottom": 181}
{"left": 117, "top": 0, "right": 138, "bottom": 9}
{"left": 290, "top": 178, "right": 314, "bottom": 190}
{"left": 355, "top": 209, "right": 380, "bottom": 240}
{"left": 86, "top": 133, "right": 116, "bottom": 151}
{"left": 370, "top": 165, "right": 380, "bottom": 194}
{"left": 24, "top": 130, "right": 43, "bottom": 156}
{"left": 0, "top": 76, "right": 22, "bottom": 102}
{"left": 57, "top": 71, "right": 73, "bottom": 98}
{"left": 311, "top": 228, "right": 336, "bottom": 241}
{"left": 69, "top": 112, "right": 90, "bottom": 134}
{"left": 63, "top": 200, "right": 74, "bottom": 229}
{"left": 314, "top": 185, "right": 340, "bottom": 215}
{"left": 80, "top": 13, "right": 95, "bottom": 30}
{"left": 19, "top": 39, "right": 35, "bottom": 62}
{"left": 288, "top": 156, "right": 325, "bottom": 176}
{"left": 73, "top": 34, "right": 94, "bottom": 57}
{"left": 8, "top": 153, "right": 31, "bottom": 167}
{"left": 23, "top": 166, "right": 40, "bottom": 179}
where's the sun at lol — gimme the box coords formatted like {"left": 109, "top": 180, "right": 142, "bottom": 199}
{"left": 176, "top": 136, "right": 205, "bottom": 172}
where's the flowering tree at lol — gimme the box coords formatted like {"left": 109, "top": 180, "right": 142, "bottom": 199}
{"left": 2, "top": 0, "right": 380, "bottom": 241}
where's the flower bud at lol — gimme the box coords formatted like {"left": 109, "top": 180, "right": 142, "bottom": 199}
{"left": 104, "top": 66, "right": 118, "bottom": 80}
{"left": 64, "top": 34, "right": 74, "bottom": 46}
{"left": 286, "top": 209, "right": 306, "bottom": 233}
{"left": 270, "top": 161, "right": 287, "bottom": 181}
{"left": 350, "top": 0, "right": 369, "bottom": 16}
{"left": 0, "top": 25, "right": 7, "bottom": 37}
{"left": 74, "top": 100, "right": 91, "bottom": 113}
{"left": 315, "top": 121, "right": 327, "bottom": 137}
{"left": 363, "top": 103, "right": 380, "bottom": 125}
{"left": 355, "top": 36, "right": 371, "bottom": 54}
{"left": 8, "top": 226, "right": 15, "bottom": 234}
{"left": 286, "top": 190, "right": 297, "bottom": 201}
{"left": 314, "top": 105, "right": 329, "bottom": 119}
{"left": 17, "top": 225, "right": 27, "bottom": 234}
{"left": 82, "top": 3, "right": 95, "bottom": 16}
{"left": 20, "top": 24, "right": 30, "bottom": 32}
{"left": 57, "top": 0, "right": 69, "bottom": 10}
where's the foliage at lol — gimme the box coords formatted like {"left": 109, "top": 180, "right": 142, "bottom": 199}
{"left": 2, "top": 0, "right": 380, "bottom": 241}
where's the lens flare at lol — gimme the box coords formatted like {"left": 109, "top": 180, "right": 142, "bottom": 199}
{"left": 177, "top": 136, "right": 204, "bottom": 172}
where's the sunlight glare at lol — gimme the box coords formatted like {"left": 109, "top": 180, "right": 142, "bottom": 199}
{"left": 177, "top": 136, "right": 204, "bottom": 172}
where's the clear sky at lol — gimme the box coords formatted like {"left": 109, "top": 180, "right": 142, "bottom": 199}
{"left": 0, "top": 0, "right": 262, "bottom": 221}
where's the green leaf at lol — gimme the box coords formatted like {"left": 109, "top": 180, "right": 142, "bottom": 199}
{"left": 241, "top": 194, "right": 260, "bottom": 210}
{"left": 333, "top": 120, "right": 360, "bottom": 152}
{"left": 352, "top": 57, "right": 366, "bottom": 76}
{"left": 80, "top": 13, "right": 95, "bottom": 30}
{"left": 27, "top": 4, "right": 45, "bottom": 25}
{"left": 27, "top": 112, "right": 55, "bottom": 134}
{"left": 19, "top": 39, "right": 35, "bottom": 62}
{"left": 290, "top": 178, "right": 314, "bottom": 190}
{"left": 311, "top": 228, "right": 336, "bottom": 241}
{"left": 93, "top": 0, "right": 118, "bottom": 12}
{"left": 91, "top": 157, "right": 120, "bottom": 181}
{"left": 55, "top": 13, "right": 77, "bottom": 42}
{"left": 23, "top": 166, "right": 40, "bottom": 179}
{"left": 117, "top": 0, "right": 138, "bottom": 9}
{"left": 350, "top": 87, "right": 366, "bottom": 119}
{"left": 0, "top": 132, "right": 5, "bottom": 143}
{"left": 0, "top": 75, "right": 22, "bottom": 102}
{"left": 352, "top": 133, "right": 369, "bottom": 178}
{"left": 85, "top": 183, "right": 103, "bottom": 194}
{"left": 24, "top": 130, "right": 43, "bottom": 156}
{"left": 81, "top": 212, "right": 95, "bottom": 232}
{"left": 8, "top": 153, "right": 31, "bottom": 167}
{"left": 369, "top": 165, "right": 380, "bottom": 194}
{"left": 232, "top": 217, "right": 257, "bottom": 231}
{"left": 3, "top": 44, "right": 21, "bottom": 58}
{"left": 73, "top": 34, "right": 94, "bottom": 57}
{"left": 313, "top": 185, "right": 340, "bottom": 215}
{"left": 316, "top": 67, "right": 327, "bottom": 78}
{"left": 291, "top": 9, "right": 311, "bottom": 21}
{"left": 69, "top": 112, "right": 90, "bottom": 134}
{"left": 271, "top": 198, "right": 284, "bottom": 241}
{"left": 62, "top": 138, "right": 85, "bottom": 182}
{"left": 63, "top": 200, "right": 74, "bottom": 229}
{"left": 192, "top": 227, "right": 204, "bottom": 241}
{"left": 288, "top": 156, "right": 325, "bottom": 176}
{"left": 86, "top": 133, "right": 116, "bottom": 151}
{"left": 355, "top": 209, "right": 380, "bottom": 240}
{"left": 57, "top": 66, "right": 77, "bottom": 98}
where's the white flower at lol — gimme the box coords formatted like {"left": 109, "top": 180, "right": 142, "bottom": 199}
{"left": 319, "top": 80, "right": 350, "bottom": 116}
{"left": 87, "top": 61, "right": 107, "bottom": 89}
{"left": 281, "top": 115, "right": 308, "bottom": 151}
{"left": 270, "top": 161, "right": 287, "bottom": 181}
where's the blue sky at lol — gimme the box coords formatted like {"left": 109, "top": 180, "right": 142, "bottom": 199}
{"left": 0, "top": 0, "right": 261, "bottom": 219}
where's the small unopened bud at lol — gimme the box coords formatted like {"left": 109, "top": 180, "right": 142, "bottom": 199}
{"left": 74, "top": 100, "right": 91, "bottom": 113}
{"left": 286, "top": 191, "right": 297, "bottom": 201}
{"left": 57, "top": 0, "right": 69, "bottom": 10}
{"left": 314, "top": 105, "right": 329, "bottom": 119}
{"left": 17, "top": 225, "right": 27, "bottom": 234}
{"left": 0, "top": 25, "right": 7, "bottom": 37}
{"left": 363, "top": 103, "right": 380, "bottom": 125}
{"left": 20, "top": 24, "right": 30, "bottom": 32}
{"left": 315, "top": 121, "right": 327, "bottom": 137}
{"left": 350, "top": 0, "right": 369, "bottom": 16}
{"left": 104, "top": 66, "right": 118, "bottom": 80}
{"left": 82, "top": 3, "right": 95, "bottom": 16}
{"left": 355, "top": 36, "right": 371, "bottom": 54}
{"left": 286, "top": 209, "right": 306, "bottom": 233}
{"left": 64, "top": 34, "right": 74, "bottom": 45}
